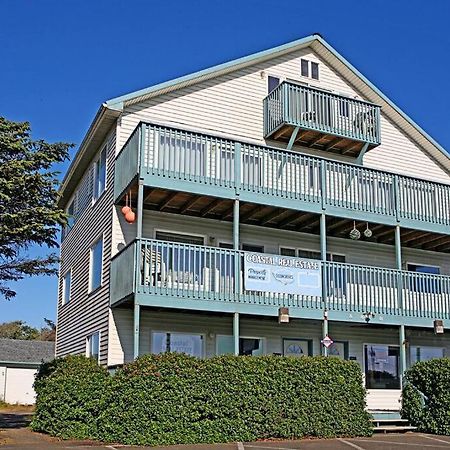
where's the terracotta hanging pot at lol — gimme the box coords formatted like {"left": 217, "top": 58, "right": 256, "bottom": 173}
{"left": 125, "top": 209, "right": 136, "bottom": 224}
{"left": 122, "top": 193, "right": 131, "bottom": 215}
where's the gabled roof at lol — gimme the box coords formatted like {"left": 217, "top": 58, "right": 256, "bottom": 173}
{"left": 0, "top": 339, "right": 55, "bottom": 364}
{"left": 60, "top": 34, "right": 450, "bottom": 205}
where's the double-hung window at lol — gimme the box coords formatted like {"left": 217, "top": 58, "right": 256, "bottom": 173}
{"left": 90, "top": 237, "right": 103, "bottom": 292}
{"left": 300, "top": 59, "right": 319, "bottom": 80}
{"left": 87, "top": 332, "right": 100, "bottom": 361}
{"left": 93, "top": 147, "right": 107, "bottom": 201}
{"left": 62, "top": 270, "right": 71, "bottom": 305}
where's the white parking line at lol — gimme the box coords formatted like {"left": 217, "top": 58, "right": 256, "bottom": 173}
{"left": 356, "top": 438, "right": 450, "bottom": 447}
{"left": 245, "top": 444, "right": 297, "bottom": 449}
{"left": 421, "top": 435, "right": 450, "bottom": 445}
{"left": 237, "top": 442, "right": 245, "bottom": 450}
{"left": 338, "top": 439, "right": 366, "bottom": 449}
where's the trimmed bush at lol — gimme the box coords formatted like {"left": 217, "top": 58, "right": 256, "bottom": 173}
{"left": 33, "top": 353, "right": 372, "bottom": 446}
{"left": 402, "top": 358, "right": 450, "bottom": 435}
{"left": 31, "top": 355, "right": 110, "bottom": 439}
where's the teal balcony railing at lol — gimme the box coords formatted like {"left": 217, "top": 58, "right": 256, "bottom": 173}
{"left": 263, "top": 81, "right": 381, "bottom": 147}
{"left": 114, "top": 123, "right": 450, "bottom": 233}
{"left": 110, "top": 239, "right": 450, "bottom": 325}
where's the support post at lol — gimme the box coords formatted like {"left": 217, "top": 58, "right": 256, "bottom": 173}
{"left": 320, "top": 213, "right": 328, "bottom": 356}
{"left": 286, "top": 126, "right": 300, "bottom": 151}
{"left": 395, "top": 225, "right": 402, "bottom": 270}
{"left": 133, "top": 302, "right": 140, "bottom": 360}
{"left": 233, "top": 312, "right": 239, "bottom": 356}
{"left": 395, "top": 225, "right": 404, "bottom": 313}
{"left": 137, "top": 180, "right": 144, "bottom": 240}
{"left": 233, "top": 199, "right": 240, "bottom": 250}
{"left": 399, "top": 324, "right": 407, "bottom": 387}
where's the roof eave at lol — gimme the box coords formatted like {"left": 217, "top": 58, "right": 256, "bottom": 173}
{"left": 58, "top": 103, "right": 122, "bottom": 207}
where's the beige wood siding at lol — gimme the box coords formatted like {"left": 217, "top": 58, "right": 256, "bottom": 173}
{"left": 56, "top": 129, "right": 116, "bottom": 365}
{"left": 117, "top": 48, "right": 450, "bottom": 184}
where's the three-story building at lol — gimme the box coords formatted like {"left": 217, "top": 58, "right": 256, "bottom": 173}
{"left": 56, "top": 34, "right": 450, "bottom": 416}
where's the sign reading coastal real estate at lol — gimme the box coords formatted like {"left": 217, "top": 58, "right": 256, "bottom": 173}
{"left": 243, "top": 252, "right": 322, "bottom": 296}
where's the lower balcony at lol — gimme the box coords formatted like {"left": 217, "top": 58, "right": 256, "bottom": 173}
{"left": 110, "top": 238, "right": 450, "bottom": 327}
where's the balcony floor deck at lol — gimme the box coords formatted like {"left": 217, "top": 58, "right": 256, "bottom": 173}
{"left": 267, "top": 124, "right": 377, "bottom": 157}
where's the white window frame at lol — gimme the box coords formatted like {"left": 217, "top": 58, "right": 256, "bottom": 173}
{"left": 153, "top": 229, "right": 207, "bottom": 245}
{"left": 89, "top": 234, "right": 104, "bottom": 293}
{"left": 406, "top": 261, "right": 440, "bottom": 274}
{"left": 150, "top": 331, "right": 205, "bottom": 358}
{"left": 363, "top": 343, "right": 401, "bottom": 391}
{"left": 215, "top": 334, "right": 266, "bottom": 356}
{"left": 279, "top": 246, "right": 345, "bottom": 262}
{"left": 241, "top": 243, "right": 265, "bottom": 253}
{"left": 299, "top": 59, "right": 320, "bottom": 81}
{"left": 64, "top": 192, "right": 77, "bottom": 236}
{"left": 62, "top": 269, "right": 71, "bottom": 305}
{"left": 410, "top": 345, "right": 445, "bottom": 365}
{"left": 86, "top": 331, "right": 101, "bottom": 362}
{"left": 267, "top": 74, "right": 281, "bottom": 94}
{"left": 92, "top": 146, "right": 107, "bottom": 204}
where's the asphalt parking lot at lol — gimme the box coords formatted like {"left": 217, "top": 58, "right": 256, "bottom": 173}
{"left": 2, "top": 411, "right": 450, "bottom": 449}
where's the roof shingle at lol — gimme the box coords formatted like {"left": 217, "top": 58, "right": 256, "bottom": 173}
{"left": 0, "top": 339, "right": 55, "bottom": 364}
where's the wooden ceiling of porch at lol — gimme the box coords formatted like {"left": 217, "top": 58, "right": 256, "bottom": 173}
{"left": 125, "top": 187, "right": 450, "bottom": 254}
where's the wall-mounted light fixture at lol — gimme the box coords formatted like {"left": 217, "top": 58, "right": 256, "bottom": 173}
{"left": 278, "top": 307, "right": 289, "bottom": 324}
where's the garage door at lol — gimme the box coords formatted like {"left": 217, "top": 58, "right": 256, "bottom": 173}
{"left": 4, "top": 367, "right": 38, "bottom": 405}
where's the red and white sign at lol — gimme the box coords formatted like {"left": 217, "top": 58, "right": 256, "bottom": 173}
{"left": 321, "top": 336, "right": 334, "bottom": 348}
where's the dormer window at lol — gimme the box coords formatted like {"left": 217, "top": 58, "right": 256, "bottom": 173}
{"left": 300, "top": 59, "right": 319, "bottom": 80}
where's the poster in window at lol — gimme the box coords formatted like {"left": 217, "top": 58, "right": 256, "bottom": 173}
{"left": 328, "top": 342, "right": 346, "bottom": 359}
{"left": 283, "top": 339, "right": 310, "bottom": 357}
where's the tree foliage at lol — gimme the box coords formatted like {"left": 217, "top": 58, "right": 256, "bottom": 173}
{"left": 0, "top": 319, "right": 56, "bottom": 341}
{"left": 0, "top": 117, "right": 73, "bottom": 299}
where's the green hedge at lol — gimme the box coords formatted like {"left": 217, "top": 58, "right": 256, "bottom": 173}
{"left": 31, "top": 355, "right": 110, "bottom": 439}
{"left": 402, "top": 358, "right": 450, "bottom": 435}
{"left": 32, "top": 353, "right": 372, "bottom": 446}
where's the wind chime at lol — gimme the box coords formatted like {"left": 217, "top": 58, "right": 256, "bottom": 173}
{"left": 121, "top": 192, "right": 136, "bottom": 224}
{"left": 349, "top": 222, "right": 372, "bottom": 240}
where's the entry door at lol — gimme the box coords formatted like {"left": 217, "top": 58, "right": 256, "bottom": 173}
{"left": 364, "top": 344, "right": 401, "bottom": 411}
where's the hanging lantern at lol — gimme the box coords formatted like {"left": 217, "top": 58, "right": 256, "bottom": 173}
{"left": 125, "top": 209, "right": 136, "bottom": 224}
{"left": 349, "top": 221, "right": 361, "bottom": 240}
{"left": 122, "top": 193, "right": 131, "bottom": 215}
{"left": 364, "top": 222, "right": 372, "bottom": 238}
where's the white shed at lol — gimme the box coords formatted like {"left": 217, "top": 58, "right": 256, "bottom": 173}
{"left": 0, "top": 339, "right": 54, "bottom": 405}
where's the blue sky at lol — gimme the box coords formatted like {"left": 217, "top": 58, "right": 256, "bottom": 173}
{"left": 1, "top": 0, "right": 450, "bottom": 327}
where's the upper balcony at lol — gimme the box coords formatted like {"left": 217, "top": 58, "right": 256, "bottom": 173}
{"left": 263, "top": 81, "right": 381, "bottom": 157}
{"left": 114, "top": 122, "right": 450, "bottom": 236}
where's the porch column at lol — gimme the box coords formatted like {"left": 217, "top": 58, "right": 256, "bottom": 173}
{"left": 395, "top": 225, "right": 402, "bottom": 270}
{"left": 133, "top": 302, "right": 140, "bottom": 360}
{"left": 136, "top": 180, "right": 144, "bottom": 239}
{"left": 399, "top": 324, "right": 407, "bottom": 387}
{"left": 320, "top": 213, "right": 328, "bottom": 356}
{"left": 233, "top": 199, "right": 240, "bottom": 250}
{"left": 233, "top": 312, "right": 239, "bottom": 356}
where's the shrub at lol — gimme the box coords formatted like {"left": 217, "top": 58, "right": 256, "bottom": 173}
{"left": 402, "top": 358, "right": 450, "bottom": 435}
{"left": 31, "top": 355, "right": 110, "bottom": 439}
{"left": 34, "top": 353, "right": 371, "bottom": 445}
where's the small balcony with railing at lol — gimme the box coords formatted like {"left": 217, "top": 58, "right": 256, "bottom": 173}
{"left": 110, "top": 238, "right": 450, "bottom": 327}
{"left": 263, "top": 81, "right": 381, "bottom": 157}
